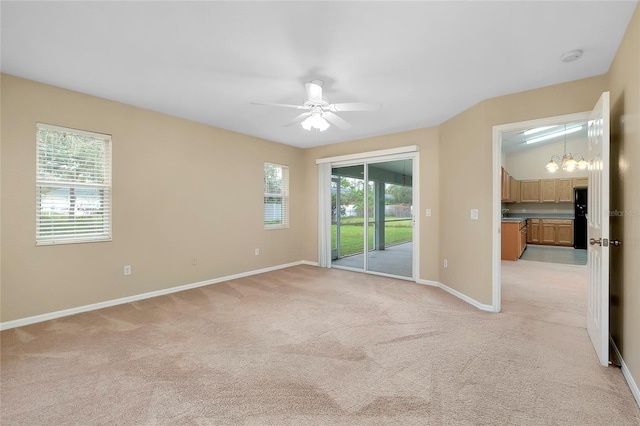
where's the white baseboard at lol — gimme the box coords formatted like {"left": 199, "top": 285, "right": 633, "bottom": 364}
{"left": 415, "top": 278, "right": 439, "bottom": 287}
{"left": 0, "top": 261, "right": 309, "bottom": 331}
{"left": 1, "top": 262, "right": 496, "bottom": 330}
{"left": 611, "top": 337, "right": 640, "bottom": 409}
{"left": 416, "top": 279, "right": 496, "bottom": 312}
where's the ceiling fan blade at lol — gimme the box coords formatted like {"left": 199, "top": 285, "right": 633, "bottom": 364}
{"left": 328, "top": 102, "right": 382, "bottom": 112}
{"left": 305, "top": 81, "right": 323, "bottom": 103}
{"left": 283, "top": 112, "right": 312, "bottom": 127}
{"left": 251, "top": 102, "right": 307, "bottom": 110}
{"left": 323, "top": 112, "right": 352, "bottom": 130}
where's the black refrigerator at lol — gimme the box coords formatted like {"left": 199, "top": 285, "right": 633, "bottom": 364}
{"left": 574, "top": 188, "right": 588, "bottom": 249}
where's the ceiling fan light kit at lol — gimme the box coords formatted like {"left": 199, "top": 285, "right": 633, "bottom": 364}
{"left": 251, "top": 80, "right": 381, "bottom": 132}
{"left": 302, "top": 113, "right": 330, "bottom": 131}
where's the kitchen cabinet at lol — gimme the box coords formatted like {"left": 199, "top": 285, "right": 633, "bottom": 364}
{"left": 527, "top": 219, "right": 540, "bottom": 243}
{"left": 519, "top": 222, "right": 527, "bottom": 256}
{"left": 520, "top": 180, "right": 541, "bottom": 203}
{"left": 501, "top": 220, "right": 527, "bottom": 261}
{"left": 555, "top": 178, "right": 574, "bottom": 203}
{"left": 553, "top": 220, "right": 574, "bottom": 246}
{"left": 541, "top": 179, "right": 556, "bottom": 202}
{"left": 515, "top": 178, "right": 574, "bottom": 204}
{"left": 501, "top": 168, "right": 510, "bottom": 201}
{"left": 573, "top": 177, "right": 588, "bottom": 188}
{"left": 527, "top": 218, "right": 574, "bottom": 247}
{"left": 510, "top": 176, "right": 520, "bottom": 203}
{"left": 541, "top": 221, "right": 556, "bottom": 244}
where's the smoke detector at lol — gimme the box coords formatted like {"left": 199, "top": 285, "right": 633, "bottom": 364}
{"left": 560, "top": 49, "right": 583, "bottom": 63}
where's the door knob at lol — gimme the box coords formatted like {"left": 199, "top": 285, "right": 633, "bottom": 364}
{"left": 590, "top": 238, "right": 602, "bottom": 246}
{"left": 611, "top": 239, "right": 622, "bottom": 247}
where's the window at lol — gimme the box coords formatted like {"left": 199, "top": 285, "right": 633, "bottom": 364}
{"left": 264, "top": 162, "right": 289, "bottom": 229}
{"left": 36, "top": 123, "right": 112, "bottom": 245}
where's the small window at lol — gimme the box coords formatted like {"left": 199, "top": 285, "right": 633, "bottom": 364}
{"left": 36, "top": 123, "right": 112, "bottom": 245}
{"left": 264, "top": 162, "right": 289, "bottom": 229}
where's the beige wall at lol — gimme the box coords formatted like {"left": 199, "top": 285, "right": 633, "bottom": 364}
{"left": 438, "top": 77, "right": 608, "bottom": 306}
{"left": 1, "top": 74, "right": 305, "bottom": 321}
{"left": 439, "top": 103, "right": 491, "bottom": 304}
{"left": 608, "top": 2, "right": 640, "bottom": 394}
{"left": 302, "top": 127, "right": 441, "bottom": 283}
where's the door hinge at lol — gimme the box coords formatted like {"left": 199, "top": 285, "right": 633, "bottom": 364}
{"left": 603, "top": 238, "right": 609, "bottom": 247}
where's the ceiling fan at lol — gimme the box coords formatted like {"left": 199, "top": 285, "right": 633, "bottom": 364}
{"left": 251, "top": 80, "right": 381, "bottom": 131}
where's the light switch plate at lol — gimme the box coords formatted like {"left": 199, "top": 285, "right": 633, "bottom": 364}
{"left": 471, "top": 209, "right": 479, "bottom": 220}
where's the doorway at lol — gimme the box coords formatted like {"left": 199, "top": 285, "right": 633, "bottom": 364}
{"left": 316, "top": 146, "right": 419, "bottom": 281}
{"left": 331, "top": 159, "right": 414, "bottom": 278}
{"left": 492, "top": 111, "right": 591, "bottom": 312}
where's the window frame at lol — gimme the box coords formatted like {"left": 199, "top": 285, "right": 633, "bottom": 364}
{"left": 35, "top": 123, "right": 113, "bottom": 246}
{"left": 263, "top": 162, "right": 290, "bottom": 230}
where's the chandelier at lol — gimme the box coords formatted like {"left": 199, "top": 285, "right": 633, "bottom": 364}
{"left": 544, "top": 125, "right": 588, "bottom": 172}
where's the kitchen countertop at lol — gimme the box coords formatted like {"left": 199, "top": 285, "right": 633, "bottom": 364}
{"left": 503, "top": 214, "right": 574, "bottom": 221}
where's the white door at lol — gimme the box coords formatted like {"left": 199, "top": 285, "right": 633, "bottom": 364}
{"left": 587, "top": 91, "right": 610, "bottom": 367}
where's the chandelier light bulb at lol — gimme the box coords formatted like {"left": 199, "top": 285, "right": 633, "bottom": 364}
{"left": 563, "top": 156, "right": 578, "bottom": 171}
{"left": 577, "top": 158, "right": 588, "bottom": 170}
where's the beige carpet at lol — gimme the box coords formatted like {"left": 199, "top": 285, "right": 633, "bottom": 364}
{"left": 2, "top": 263, "right": 639, "bottom": 425}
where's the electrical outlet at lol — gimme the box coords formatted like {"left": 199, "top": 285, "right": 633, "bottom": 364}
{"left": 124, "top": 265, "right": 131, "bottom": 276}
{"left": 191, "top": 258, "right": 197, "bottom": 266}
{"left": 425, "top": 208, "right": 432, "bottom": 217}
{"left": 443, "top": 259, "right": 448, "bottom": 268}
{"left": 471, "top": 209, "right": 479, "bottom": 220}
{"left": 255, "top": 248, "right": 260, "bottom": 256}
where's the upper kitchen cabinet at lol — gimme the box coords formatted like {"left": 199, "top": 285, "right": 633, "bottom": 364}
{"left": 509, "top": 176, "right": 520, "bottom": 203}
{"left": 541, "top": 179, "right": 556, "bottom": 202}
{"left": 501, "top": 167, "right": 510, "bottom": 201}
{"left": 520, "top": 180, "right": 541, "bottom": 203}
{"left": 542, "top": 178, "right": 573, "bottom": 203}
{"left": 555, "top": 178, "right": 574, "bottom": 203}
{"left": 573, "top": 177, "right": 588, "bottom": 188}
{"left": 507, "top": 177, "right": 579, "bottom": 204}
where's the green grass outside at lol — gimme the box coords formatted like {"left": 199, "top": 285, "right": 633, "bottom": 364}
{"left": 332, "top": 218, "right": 412, "bottom": 257}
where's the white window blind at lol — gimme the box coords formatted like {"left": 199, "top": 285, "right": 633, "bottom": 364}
{"left": 264, "top": 162, "right": 289, "bottom": 229}
{"left": 36, "top": 123, "right": 112, "bottom": 245}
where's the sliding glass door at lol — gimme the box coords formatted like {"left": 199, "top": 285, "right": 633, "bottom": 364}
{"left": 331, "top": 159, "right": 413, "bottom": 278}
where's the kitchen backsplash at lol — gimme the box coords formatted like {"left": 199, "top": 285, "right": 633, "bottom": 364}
{"left": 504, "top": 202, "right": 573, "bottom": 215}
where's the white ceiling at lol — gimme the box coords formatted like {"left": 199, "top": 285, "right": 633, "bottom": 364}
{"left": 1, "top": 1, "right": 637, "bottom": 149}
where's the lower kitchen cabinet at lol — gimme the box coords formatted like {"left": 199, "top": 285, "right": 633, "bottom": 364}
{"left": 541, "top": 221, "right": 556, "bottom": 244}
{"left": 526, "top": 218, "right": 574, "bottom": 247}
{"left": 527, "top": 219, "right": 540, "bottom": 243}
{"left": 501, "top": 220, "right": 527, "bottom": 261}
{"left": 554, "top": 220, "right": 574, "bottom": 246}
